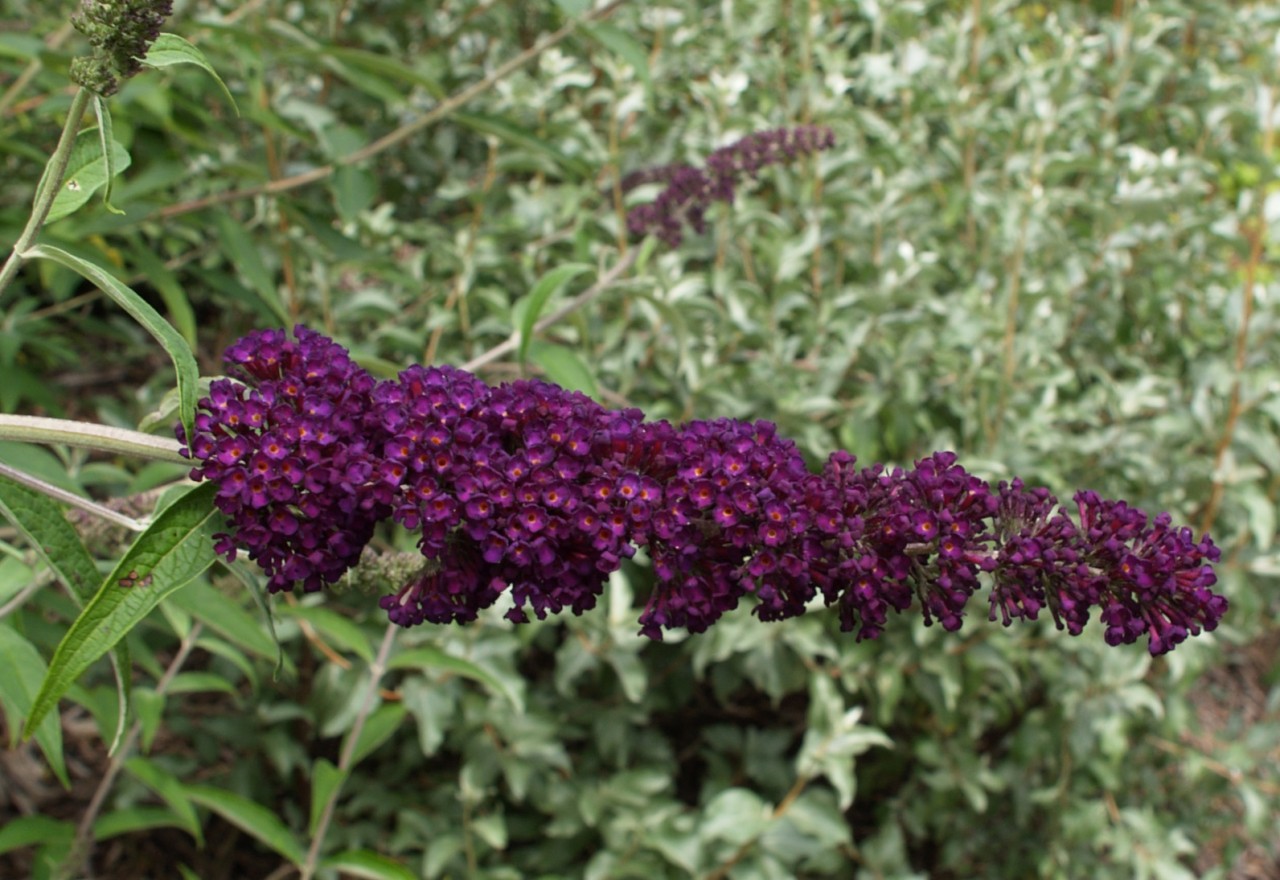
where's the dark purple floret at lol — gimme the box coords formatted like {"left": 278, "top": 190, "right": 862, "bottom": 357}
{"left": 371, "top": 367, "right": 649, "bottom": 626}
{"left": 803, "top": 451, "right": 996, "bottom": 640}
{"left": 631, "top": 418, "right": 814, "bottom": 637}
{"left": 181, "top": 326, "right": 390, "bottom": 593}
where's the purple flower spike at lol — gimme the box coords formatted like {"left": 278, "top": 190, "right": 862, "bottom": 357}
{"left": 184, "top": 328, "right": 1226, "bottom": 656}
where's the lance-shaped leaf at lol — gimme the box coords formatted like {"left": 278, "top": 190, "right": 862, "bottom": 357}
{"left": 24, "top": 482, "right": 220, "bottom": 737}
{"left": 0, "top": 475, "right": 133, "bottom": 761}
{"left": 21, "top": 244, "right": 200, "bottom": 444}
{"left": 143, "top": 34, "right": 238, "bottom": 113}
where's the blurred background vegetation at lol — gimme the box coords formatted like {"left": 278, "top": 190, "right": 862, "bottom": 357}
{"left": 1, "top": 0, "right": 1278, "bottom": 877}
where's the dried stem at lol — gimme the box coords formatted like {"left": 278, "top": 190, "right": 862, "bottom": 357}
{"left": 299, "top": 621, "right": 399, "bottom": 880}
{"left": 56, "top": 623, "right": 205, "bottom": 880}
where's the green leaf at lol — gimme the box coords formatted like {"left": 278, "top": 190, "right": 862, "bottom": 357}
{"left": 165, "top": 579, "right": 279, "bottom": 663}
{"left": 309, "top": 758, "right": 348, "bottom": 836}
{"left": 44, "top": 128, "right": 131, "bottom": 223}
{"left": 527, "top": 341, "right": 600, "bottom": 397}
{"left": 91, "top": 96, "right": 125, "bottom": 214}
{"left": 266, "top": 20, "right": 407, "bottom": 106}
{"left": 552, "top": 0, "right": 591, "bottom": 16}
{"left": 24, "top": 482, "right": 220, "bottom": 737}
{"left": 93, "top": 806, "right": 186, "bottom": 840}
{"left": 318, "top": 850, "right": 418, "bottom": 880}
{"left": 211, "top": 210, "right": 289, "bottom": 325}
{"left": 184, "top": 783, "right": 305, "bottom": 865}
{"left": 0, "top": 624, "right": 69, "bottom": 787}
{"left": 323, "top": 46, "right": 444, "bottom": 98}
{"left": 453, "top": 111, "right": 592, "bottom": 178}
{"left": 0, "top": 815, "right": 73, "bottom": 856}
{"left": 515, "top": 262, "right": 593, "bottom": 366}
{"left": 0, "top": 476, "right": 101, "bottom": 603}
{"left": 142, "top": 33, "right": 239, "bottom": 114}
{"left": 276, "top": 605, "right": 374, "bottom": 663}
{"left": 22, "top": 243, "right": 201, "bottom": 443}
{"left": 167, "top": 671, "right": 241, "bottom": 697}
{"left": 387, "top": 645, "right": 522, "bottom": 709}
{"left": 331, "top": 164, "right": 377, "bottom": 224}
{"left": 699, "top": 788, "right": 770, "bottom": 845}
{"left": 580, "top": 24, "right": 652, "bottom": 91}
{"left": 125, "top": 756, "right": 204, "bottom": 844}
{"left": 347, "top": 702, "right": 408, "bottom": 766}
{"left": 0, "top": 473, "right": 132, "bottom": 759}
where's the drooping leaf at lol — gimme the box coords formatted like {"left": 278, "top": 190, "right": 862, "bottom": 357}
{"left": 125, "top": 756, "right": 204, "bottom": 844}
{"left": 91, "top": 96, "right": 125, "bottom": 215}
{"left": 183, "top": 784, "right": 305, "bottom": 865}
{"left": 43, "top": 128, "right": 131, "bottom": 223}
{"left": 22, "top": 243, "right": 201, "bottom": 443}
{"left": 142, "top": 33, "right": 239, "bottom": 113}
{"left": 514, "top": 262, "right": 593, "bottom": 367}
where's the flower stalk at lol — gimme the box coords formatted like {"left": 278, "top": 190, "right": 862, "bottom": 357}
{"left": 0, "top": 89, "right": 92, "bottom": 301}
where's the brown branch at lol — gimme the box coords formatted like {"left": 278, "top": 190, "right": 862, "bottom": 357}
{"left": 152, "top": 0, "right": 631, "bottom": 222}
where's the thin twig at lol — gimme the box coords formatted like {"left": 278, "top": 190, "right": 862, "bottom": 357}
{"left": 299, "top": 621, "right": 399, "bottom": 880}
{"left": 0, "top": 460, "right": 147, "bottom": 531}
{"left": 460, "top": 248, "right": 638, "bottom": 374}
{"left": 57, "top": 623, "right": 205, "bottom": 880}
{"left": 153, "top": 0, "right": 631, "bottom": 222}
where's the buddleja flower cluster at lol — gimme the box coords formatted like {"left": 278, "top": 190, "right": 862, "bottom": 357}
{"left": 69, "top": 0, "right": 172, "bottom": 96}
{"left": 624, "top": 126, "right": 836, "bottom": 247}
{"left": 181, "top": 328, "right": 1227, "bottom": 656}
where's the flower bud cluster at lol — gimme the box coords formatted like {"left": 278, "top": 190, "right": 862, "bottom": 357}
{"left": 70, "top": 0, "right": 173, "bottom": 96}
{"left": 624, "top": 126, "right": 835, "bottom": 247}
{"left": 182, "top": 328, "right": 1227, "bottom": 656}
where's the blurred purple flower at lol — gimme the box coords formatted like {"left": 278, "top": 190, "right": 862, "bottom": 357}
{"left": 624, "top": 125, "right": 836, "bottom": 247}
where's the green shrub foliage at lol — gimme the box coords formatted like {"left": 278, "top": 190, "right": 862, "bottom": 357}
{"left": 0, "top": 1, "right": 1277, "bottom": 878}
